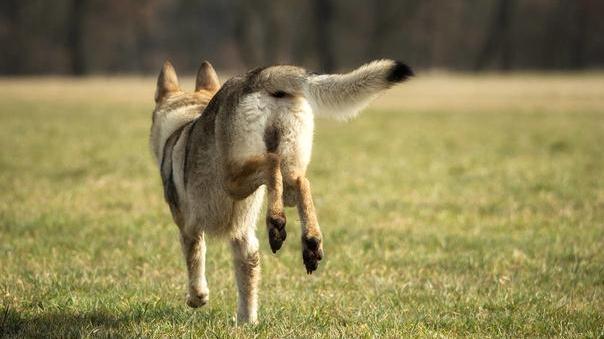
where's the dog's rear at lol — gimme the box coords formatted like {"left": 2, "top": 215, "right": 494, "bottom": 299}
{"left": 254, "top": 59, "right": 413, "bottom": 120}
{"left": 213, "top": 59, "right": 413, "bottom": 272}
{"left": 219, "top": 61, "right": 413, "bottom": 204}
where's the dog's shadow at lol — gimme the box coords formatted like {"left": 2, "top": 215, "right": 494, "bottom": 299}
{"left": 1, "top": 304, "right": 223, "bottom": 337}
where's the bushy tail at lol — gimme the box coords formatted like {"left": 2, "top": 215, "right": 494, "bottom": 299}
{"left": 304, "top": 59, "right": 413, "bottom": 120}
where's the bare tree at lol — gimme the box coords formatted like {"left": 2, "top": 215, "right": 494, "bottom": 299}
{"left": 233, "top": 0, "right": 282, "bottom": 68}
{"left": 569, "top": 0, "right": 589, "bottom": 69}
{"left": 67, "top": 0, "right": 87, "bottom": 75}
{"left": 1, "top": 0, "right": 24, "bottom": 74}
{"left": 475, "top": 0, "right": 516, "bottom": 71}
{"left": 311, "top": 0, "right": 335, "bottom": 72}
{"left": 366, "top": 0, "right": 422, "bottom": 61}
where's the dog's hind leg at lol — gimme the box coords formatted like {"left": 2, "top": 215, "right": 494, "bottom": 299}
{"left": 265, "top": 154, "right": 287, "bottom": 253}
{"left": 231, "top": 229, "right": 261, "bottom": 324}
{"left": 293, "top": 176, "right": 323, "bottom": 274}
{"left": 224, "top": 153, "right": 287, "bottom": 253}
{"left": 180, "top": 231, "right": 209, "bottom": 308}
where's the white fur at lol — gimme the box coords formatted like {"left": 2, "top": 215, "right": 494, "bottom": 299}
{"left": 170, "top": 123, "right": 193, "bottom": 207}
{"left": 227, "top": 92, "right": 314, "bottom": 181}
{"left": 150, "top": 103, "right": 202, "bottom": 166}
{"left": 305, "top": 59, "right": 396, "bottom": 120}
{"left": 226, "top": 92, "right": 271, "bottom": 163}
{"left": 272, "top": 97, "right": 314, "bottom": 181}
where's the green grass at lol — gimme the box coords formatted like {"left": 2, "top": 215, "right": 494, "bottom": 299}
{"left": 1, "top": 74, "right": 603, "bottom": 337}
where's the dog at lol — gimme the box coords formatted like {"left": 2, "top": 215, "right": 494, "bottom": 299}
{"left": 149, "top": 59, "right": 413, "bottom": 323}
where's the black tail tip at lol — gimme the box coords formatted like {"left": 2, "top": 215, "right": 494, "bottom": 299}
{"left": 387, "top": 61, "right": 414, "bottom": 83}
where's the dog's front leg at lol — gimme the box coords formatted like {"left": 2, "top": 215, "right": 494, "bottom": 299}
{"left": 231, "top": 230, "right": 261, "bottom": 324}
{"left": 224, "top": 154, "right": 287, "bottom": 253}
{"left": 180, "top": 231, "right": 209, "bottom": 307}
{"left": 293, "top": 176, "right": 323, "bottom": 274}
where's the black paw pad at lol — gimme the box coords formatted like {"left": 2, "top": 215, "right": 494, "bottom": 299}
{"left": 302, "top": 236, "right": 323, "bottom": 274}
{"left": 305, "top": 237, "right": 320, "bottom": 251}
{"left": 267, "top": 214, "right": 287, "bottom": 253}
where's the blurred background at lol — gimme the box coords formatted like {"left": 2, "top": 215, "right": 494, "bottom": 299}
{"left": 2, "top": 1, "right": 604, "bottom": 337}
{"left": 1, "top": 0, "right": 603, "bottom": 75}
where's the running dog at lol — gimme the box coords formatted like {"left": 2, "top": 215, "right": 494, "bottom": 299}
{"left": 150, "top": 59, "right": 413, "bottom": 323}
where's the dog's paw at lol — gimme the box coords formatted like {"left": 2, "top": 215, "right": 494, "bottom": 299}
{"left": 267, "top": 213, "right": 287, "bottom": 253}
{"left": 302, "top": 235, "right": 323, "bottom": 274}
{"left": 186, "top": 290, "right": 209, "bottom": 308}
{"left": 236, "top": 312, "right": 258, "bottom": 325}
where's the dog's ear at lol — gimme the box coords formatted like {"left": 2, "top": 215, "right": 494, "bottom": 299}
{"left": 195, "top": 61, "right": 220, "bottom": 93}
{"left": 155, "top": 60, "right": 181, "bottom": 103}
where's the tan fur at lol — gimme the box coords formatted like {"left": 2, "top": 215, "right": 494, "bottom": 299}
{"left": 149, "top": 59, "right": 412, "bottom": 323}
{"left": 266, "top": 155, "right": 284, "bottom": 221}
{"left": 154, "top": 60, "right": 182, "bottom": 103}
{"left": 195, "top": 61, "right": 220, "bottom": 92}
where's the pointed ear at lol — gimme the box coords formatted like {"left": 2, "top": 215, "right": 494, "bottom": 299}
{"left": 155, "top": 60, "right": 180, "bottom": 103}
{"left": 195, "top": 61, "right": 220, "bottom": 92}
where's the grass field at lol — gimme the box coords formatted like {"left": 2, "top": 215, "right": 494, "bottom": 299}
{"left": 1, "top": 73, "right": 603, "bottom": 337}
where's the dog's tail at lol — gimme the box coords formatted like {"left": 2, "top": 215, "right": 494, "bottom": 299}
{"left": 305, "top": 60, "right": 413, "bottom": 120}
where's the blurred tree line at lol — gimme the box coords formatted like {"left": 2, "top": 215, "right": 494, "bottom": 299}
{"left": 1, "top": 0, "right": 602, "bottom": 75}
